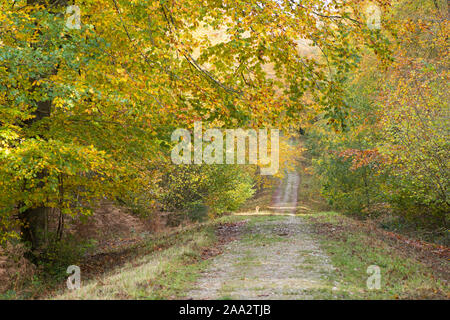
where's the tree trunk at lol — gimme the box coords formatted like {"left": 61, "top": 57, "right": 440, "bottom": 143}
{"left": 19, "top": 1, "right": 68, "bottom": 251}
{"left": 20, "top": 99, "right": 52, "bottom": 251}
{"left": 19, "top": 207, "right": 50, "bottom": 251}
{"left": 20, "top": 0, "right": 66, "bottom": 250}
{"left": 19, "top": 201, "right": 48, "bottom": 252}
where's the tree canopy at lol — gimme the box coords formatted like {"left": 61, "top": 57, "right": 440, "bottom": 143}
{"left": 0, "top": 0, "right": 391, "bottom": 244}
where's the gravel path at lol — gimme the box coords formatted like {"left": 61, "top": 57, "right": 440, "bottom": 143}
{"left": 188, "top": 216, "right": 335, "bottom": 299}
{"left": 188, "top": 170, "right": 336, "bottom": 300}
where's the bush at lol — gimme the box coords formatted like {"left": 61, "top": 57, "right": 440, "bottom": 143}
{"left": 38, "top": 236, "right": 96, "bottom": 282}
{"left": 158, "top": 164, "right": 255, "bottom": 217}
{"left": 186, "top": 201, "right": 209, "bottom": 222}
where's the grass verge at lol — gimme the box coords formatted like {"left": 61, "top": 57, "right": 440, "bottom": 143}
{"left": 51, "top": 215, "right": 245, "bottom": 299}
{"left": 304, "top": 212, "right": 449, "bottom": 299}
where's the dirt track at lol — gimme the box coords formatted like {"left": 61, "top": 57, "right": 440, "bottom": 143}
{"left": 188, "top": 170, "right": 337, "bottom": 300}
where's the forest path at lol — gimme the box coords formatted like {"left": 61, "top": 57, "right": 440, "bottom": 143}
{"left": 187, "top": 171, "right": 336, "bottom": 300}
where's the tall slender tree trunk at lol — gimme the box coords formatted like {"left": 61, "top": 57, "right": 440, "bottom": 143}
{"left": 19, "top": 1, "right": 67, "bottom": 252}
{"left": 20, "top": 100, "right": 52, "bottom": 251}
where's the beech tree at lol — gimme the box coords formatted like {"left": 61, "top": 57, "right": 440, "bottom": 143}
{"left": 0, "top": 0, "right": 390, "bottom": 248}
